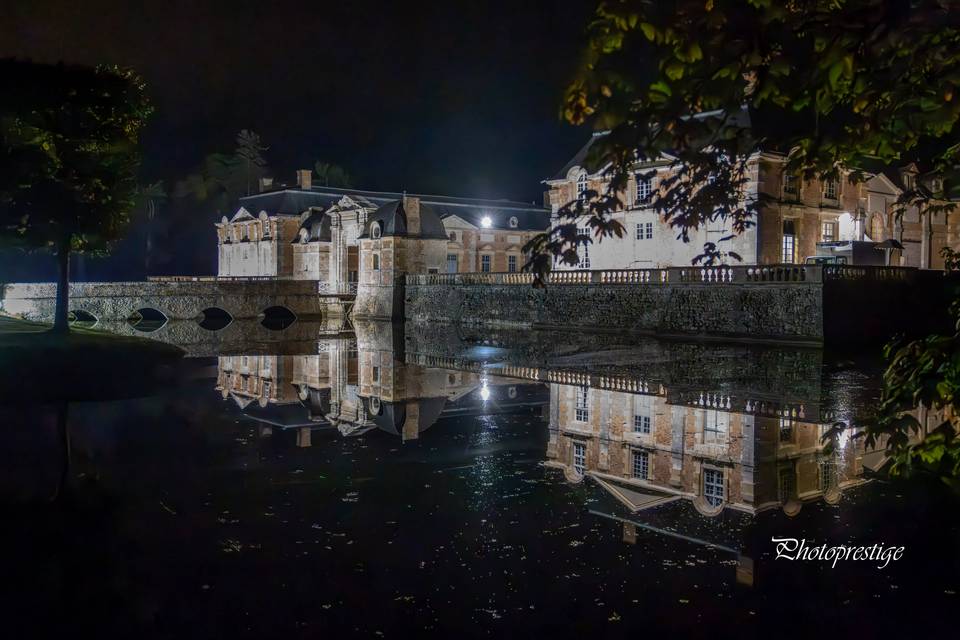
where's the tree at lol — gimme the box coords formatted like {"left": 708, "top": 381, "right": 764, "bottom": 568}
{"left": 235, "top": 129, "right": 268, "bottom": 196}
{"left": 314, "top": 161, "right": 353, "bottom": 188}
{"left": 0, "top": 60, "right": 152, "bottom": 333}
{"left": 525, "top": 0, "right": 960, "bottom": 282}
{"left": 175, "top": 130, "right": 269, "bottom": 212}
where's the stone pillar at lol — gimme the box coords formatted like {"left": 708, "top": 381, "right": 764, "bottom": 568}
{"left": 297, "top": 169, "right": 312, "bottom": 190}
{"left": 404, "top": 196, "right": 421, "bottom": 236}
{"left": 329, "top": 214, "right": 342, "bottom": 294}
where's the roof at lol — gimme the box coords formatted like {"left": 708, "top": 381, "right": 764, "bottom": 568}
{"left": 239, "top": 185, "right": 548, "bottom": 231}
{"left": 359, "top": 199, "right": 449, "bottom": 240}
{"left": 293, "top": 209, "right": 332, "bottom": 243}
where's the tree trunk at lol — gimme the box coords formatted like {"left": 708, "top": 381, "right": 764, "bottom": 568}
{"left": 51, "top": 236, "right": 71, "bottom": 334}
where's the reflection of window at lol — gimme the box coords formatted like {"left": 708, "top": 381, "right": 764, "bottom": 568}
{"left": 703, "top": 410, "right": 729, "bottom": 444}
{"left": 263, "top": 381, "right": 271, "bottom": 397}
{"left": 636, "top": 176, "right": 653, "bottom": 205}
{"left": 820, "top": 460, "right": 837, "bottom": 490}
{"left": 821, "top": 221, "right": 837, "bottom": 242}
{"left": 372, "top": 366, "right": 380, "bottom": 382}
{"left": 633, "top": 395, "right": 652, "bottom": 434}
{"left": 575, "top": 386, "right": 589, "bottom": 422}
{"left": 704, "top": 468, "right": 725, "bottom": 507}
{"left": 778, "top": 466, "right": 795, "bottom": 503}
{"left": 573, "top": 441, "right": 586, "bottom": 474}
{"left": 481, "top": 255, "right": 491, "bottom": 272}
{"left": 577, "top": 172, "right": 588, "bottom": 200}
{"left": 634, "top": 414, "right": 651, "bottom": 434}
{"left": 632, "top": 450, "right": 649, "bottom": 479}
{"left": 635, "top": 222, "right": 653, "bottom": 241}
{"left": 779, "top": 417, "right": 793, "bottom": 442}
{"left": 372, "top": 253, "right": 380, "bottom": 271}
{"left": 263, "top": 222, "right": 271, "bottom": 237}
{"left": 508, "top": 255, "right": 517, "bottom": 272}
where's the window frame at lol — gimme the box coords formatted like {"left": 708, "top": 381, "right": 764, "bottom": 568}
{"left": 632, "top": 450, "right": 649, "bottom": 479}
{"left": 703, "top": 468, "right": 725, "bottom": 507}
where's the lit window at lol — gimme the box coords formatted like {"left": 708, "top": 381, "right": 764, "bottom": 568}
{"left": 372, "top": 253, "right": 380, "bottom": 271}
{"left": 703, "top": 410, "right": 728, "bottom": 444}
{"left": 781, "top": 220, "right": 796, "bottom": 264}
{"left": 575, "top": 386, "right": 589, "bottom": 422}
{"left": 779, "top": 417, "right": 793, "bottom": 442}
{"left": 632, "top": 450, "right": 649, "bottom": 479}
{"left": 703, "top": 468, "right": 725, "bottom": 507}
{"left": 481, "top": 255, "right": 491, "bottom": 272}
{"left": 508, "top": 255, "right": 517, "bottom": 272}
{"left": 573, "top": 441, "right": 586, "bottom": 474}
{"left": 578, "top": 227, "right": 590, "bottom": 269}
{"left": 636, "top": 176, "right": 653, "bottom": 205}
{"left": 821, "top": 221, "right": 837, "bottom": 242}
{"left": 824, "top": 179, "right": 838, "bottom": 200}
{"left": 577, "top": 172, "right": 588, "bottom": 201}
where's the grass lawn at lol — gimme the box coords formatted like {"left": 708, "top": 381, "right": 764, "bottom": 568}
{"left": 0, "top": 315, "right": 184, "bottom": 402}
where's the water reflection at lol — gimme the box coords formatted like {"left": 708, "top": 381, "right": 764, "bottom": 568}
{"left": 1, "top": 321, "right": 957, "bottom": 636}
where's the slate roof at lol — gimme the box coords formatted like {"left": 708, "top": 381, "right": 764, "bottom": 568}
{"left": 293, "top": 209, "right": 332, "bottom": 243}
{"left": 238, "top": 186, "right": 550, "bottom": 232}
{"left": 358, "top": 199, "right": 449, "bottom": 240}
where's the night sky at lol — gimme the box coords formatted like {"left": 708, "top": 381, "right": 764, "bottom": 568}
{"left": 2, "top": 0, "right": 595, "bottom": 202}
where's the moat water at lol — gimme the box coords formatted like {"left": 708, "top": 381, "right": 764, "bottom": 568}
{"left": 1, "top": 323, "right": 957, "bottom": 638}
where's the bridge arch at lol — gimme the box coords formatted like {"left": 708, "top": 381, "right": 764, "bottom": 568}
{"left": 127, "top": 307, "right": 168, "bottom": 332}
{"left": 260, "top": 305, "right": 297, "bottom": 330}
{"left": 67, "top": 309, "right": 98, "bottom": 328}
{"left": 198, "top": 307, "right": 233, "bottom": 331}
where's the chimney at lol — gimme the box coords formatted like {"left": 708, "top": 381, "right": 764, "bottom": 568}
{"left": 258, "top": 177, "right": 274, "bottom": 193}
{"left": 403, "top": 195, "right": 421, "bottom": 236}
{"left": 297, "top": 169, "right": 312, "bottom": 190}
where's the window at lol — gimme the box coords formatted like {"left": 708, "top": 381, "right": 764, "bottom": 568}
{"left": 372, "top": 253, "right": 380, "bottom": 271}
{"left": 632, "top": 450, "right": 649, "bottom": 479}
{"left": 781, "top": 220, "right": 796, "bottom": 264}
{"left": 578, "top": 227, "right": 591, "bottom": 269}
{"left": 509, "top": 216, "right": 519, "bottom": 229}
{"left": 703, "top": 410, "right": 729, "bottom": 444}
{"left": 577, "top": 172, "right": 588, "bottom": 201}
{"left": 481, "top": 255, "right": 491, "bottom": 272}
{"left": 779, "top": 417, "right": 793, "bottom": 442}
{"left": 449, "top": 231, "right": 457, "bottom": 242}
{"left": 784, "top": 173, "right": 798, "bottom": 196}
{"left": 508, "top": 255, "right": 518, "bottom": 272}
{"left": 573, "top": 441, "right": 586, "bottom": 474}
{"left": 634, "top": 222, "right": 653, "bottom": 240}
{"left": 633, "top": 395, "right": 652, "bottom": 434}
{"left": 446, "top": 254, "right": 459, "bottom": 274}
{"left": 372, "top": 366, "right": 380, "bottom": 382}
{"left": 778, "top": 467, "right": 795, "bottom": 503}
{"left": 575, "top": 386, "right": 589, "bottom": 422}
{"left": 703, "top": 468, "right": 725, "bottom": 507}
{"left": 821, "top": 221, "right": 837, "bottom": 242}
{"left": 371, "top": 222, "right": 382, "bottom": 239}
{"left": 262, "top": 222, "right": 271, "bottom": 237}
{"left": 824, "top": 179, "right": 838, "bottom": 200}
{"left": 633, "top": 414, "right": 651, "bottom": 434}
{"left": 263, "top": 381, "right": 272, "bottom": 397}
{"left": 636, "top": 175, "right": 653, "bottom": 205}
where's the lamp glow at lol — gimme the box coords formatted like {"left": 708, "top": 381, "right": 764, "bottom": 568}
{"left": 480, "top": 384, "right": 491, "bottom": 401}
{"left": 481, "top": 216, "right": 492, "bottom": 228}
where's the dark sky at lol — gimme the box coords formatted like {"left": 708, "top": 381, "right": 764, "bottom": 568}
{"left": 2, "top": 0, "right": 596, "bottom": 203}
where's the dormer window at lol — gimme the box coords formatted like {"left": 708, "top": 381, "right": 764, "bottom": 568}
{"left": 509, "top": 216, "right": 519, "bottom": 229}
{"left": 449, "top": 231, "right": 457, "bottom": 242}
{"left": 371, "top": 221, "right": 382, "bottom": 239}
{"left": 576, "top": 172, "right": 588, "bottom": 201}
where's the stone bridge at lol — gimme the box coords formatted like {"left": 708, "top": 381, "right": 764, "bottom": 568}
{"left": 0, "top": 277, "right": 340, "bottom": 326}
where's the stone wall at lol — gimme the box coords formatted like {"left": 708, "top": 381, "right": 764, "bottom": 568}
{"left": 405, "top": 274, "right": 823, "bottom": 344}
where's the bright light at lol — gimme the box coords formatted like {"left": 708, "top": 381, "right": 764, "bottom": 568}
{"left": 479, "top": 384, "right": 491, "bottom": 401}
{"left": 481, "top": 216, "right": 492, "bottom": 228}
